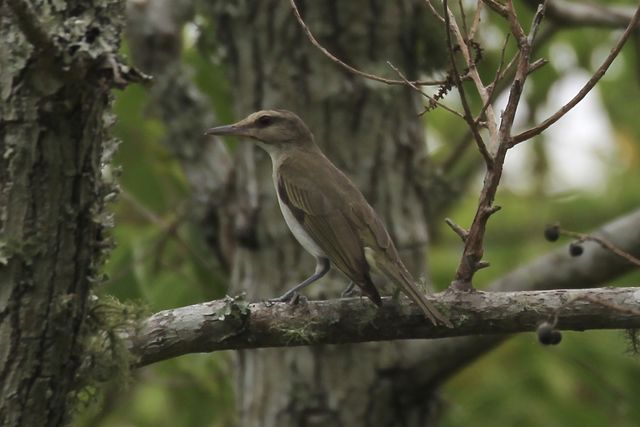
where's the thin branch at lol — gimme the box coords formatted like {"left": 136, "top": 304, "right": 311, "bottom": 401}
{"left": 458, "top": 0, "right": 470, "bottom": 39}
{"left": 527, "top": 1, "right": 546, "bottom": 45}
{"left": 447, "top": 3, "right": 500, "bottom": 145}
{"left": 289, "top": 0, "right": 447, "bottom": 86}
{"left": 476, "top": 33, "right": 511, "bottom": 126}
{"left": 558, "top": 229, "right": 640, "bottom": 269}
{"left": 424, "top": 0, "right": 445, "bottom": 23}
{"left": 449, "top": 2, "right": 546, "bottom": 290}
{"left": 441, "top": 34, "right": 551, "bottom": 174}
{"left": 386, "top": 61, "right": 465, "bottom": 119}
{"left": 499, "top": 1, "right": 545, "bottom": 139}
{"left": 445, "top": 218, "right": 469, "bottom": 242}
{"left": 443, "top": 0, "right": 494, "bottom": 166}
{"left": 481, "top": 0, "right": 508, "bottom": 18}
{"left": 128, "top": 287, "right": 640, "bottom": 367}
{"left": 468, "top": 0, "right": 484, "bottom": 40}
{"left": 511, "top": 5, "right": 640, "bottom": 145}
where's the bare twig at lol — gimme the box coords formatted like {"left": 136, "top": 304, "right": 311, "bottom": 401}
{"left": 557, "top": 228, "right": 640, "bottom": 269}
{"left": 449, "top": 2, "right": 547, "bottom": 290}
{"left": 386, "top": 61, "right": 465, "bottom": 119}
{"left": 289, "top": 0, "right": 447, "bottom": 86}
{"left": 498, "top": 2, "right": 545, "bottom": 139}
{"left": 443, "top": 0, "right": 494, "bottom": 166}
{"left": 468, "top": 0, "right": 484, "bottom": 40}
{"left": 445, "top": 218, "right": 469, "bottom": 242}
{"left": 476, "top": 34, "right": 511, "bottom": 126}
{"left": 441, "top": 38, "right": 551, "bottom": 174}
{"left": 424, "top": 0, "right": 445, "bottom": 23}
{"left": 528, "top": 2, "right": 546, "bottom": 45}
{"left": 482, "top": 0, "right": 508, "bottom": 18}
{"left": 447, "top": 3, "right": 500, "bottom": 145}
{"left": 458, "top": 0, "right": 470, "bottom": 38}
{"left": 511, "top": 5, "right": 640, "bottom": 145}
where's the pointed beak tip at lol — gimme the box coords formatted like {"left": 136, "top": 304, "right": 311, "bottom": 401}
{"left": 203, "top": 124, "right": 241, "bottom": 138}
{"left": 204, "top": 127, "right": 223, "bottom": 137}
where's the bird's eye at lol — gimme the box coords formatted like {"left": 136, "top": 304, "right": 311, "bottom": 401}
{"left": 257, "top": 115, "right": 274, "bottom": 127}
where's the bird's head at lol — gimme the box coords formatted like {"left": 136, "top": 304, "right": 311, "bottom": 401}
{"left": 205, "top": 110, "right": 313, "bottom": 151}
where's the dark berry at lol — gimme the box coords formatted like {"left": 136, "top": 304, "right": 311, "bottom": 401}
{"left": 537, "top": 322, "right": 554, "bottom": 345}
{"left": 569, "top": 242, "right": 584, "bottom": 257}
{"left": 544, "top": 224, "right": 560, "bottom": 242}
{"left": 549, "top": 330, "right": 562, "bottom": 345}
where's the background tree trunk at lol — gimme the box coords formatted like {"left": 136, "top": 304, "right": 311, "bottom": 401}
{"left": 0, "top": 1, "right": 125, "bottom": 425}
{"left": 205, "top": 1, "right": 446, "bottom": 425}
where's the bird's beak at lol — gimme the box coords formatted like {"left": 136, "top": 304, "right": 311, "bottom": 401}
{"left": 204, "top": 123, "right": 249, "bottom": 137}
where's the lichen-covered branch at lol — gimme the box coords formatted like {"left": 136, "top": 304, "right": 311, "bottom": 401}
{"left": 129, "top": 287, "right": 640, "bottom": 367}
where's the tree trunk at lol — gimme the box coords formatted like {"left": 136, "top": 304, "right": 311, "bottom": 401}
{"left": 0, "top": 1, "right": 125, "bottom": 425}
{"left": 206, "top": 1, "right": 444, "bottom": 425}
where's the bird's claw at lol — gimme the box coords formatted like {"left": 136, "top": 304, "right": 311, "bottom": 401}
{"left": 269, "top": 291, "right": 304, "bottom": 306}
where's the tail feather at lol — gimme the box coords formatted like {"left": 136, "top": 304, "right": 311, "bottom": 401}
{"left": 398, "top": 275, "right": 452, "bottom": 328}
{"left": 380, "top": 263, "right": 452, "bottom": 328}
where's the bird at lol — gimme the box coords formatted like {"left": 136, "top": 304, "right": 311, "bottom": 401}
{"left": 205, "top": 109, "right": 451, "bottom": 327}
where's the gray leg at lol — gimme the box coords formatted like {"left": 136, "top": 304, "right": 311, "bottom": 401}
{"left": 341, "top": 281, "right": 356, "bottom": 298}
{"left": 272, "top": 257, "right": 331, "bottom": 302}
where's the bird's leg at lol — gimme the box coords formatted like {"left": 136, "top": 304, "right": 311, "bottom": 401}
{"left": 271, "top": 257, "right": 330, "bottom": 302}
{"left": 341, "top": 281, "right": 356, "bottom": 298}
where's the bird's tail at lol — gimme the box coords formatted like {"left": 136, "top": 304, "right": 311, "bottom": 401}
{"left": 379, "top": 262, "right": 452, "bottom": 328}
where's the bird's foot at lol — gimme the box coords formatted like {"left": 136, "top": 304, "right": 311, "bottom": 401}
{"left": 269, "top": 291, "right": 305, "bottom": 306}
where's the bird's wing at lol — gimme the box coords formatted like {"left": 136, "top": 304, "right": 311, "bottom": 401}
{"left": 276, "top": 161, "right": 380, "bottom": 303}
{"left": 349, "top": 198, "right": 453, "bottom": 326}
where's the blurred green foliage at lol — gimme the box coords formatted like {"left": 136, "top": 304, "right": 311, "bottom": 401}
{"left": 74, "top": 2, "right": 640, "bottom": 426}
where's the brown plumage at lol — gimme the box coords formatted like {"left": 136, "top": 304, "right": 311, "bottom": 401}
{"left": 205, "top": 109, "right": 451, "bottom": 327}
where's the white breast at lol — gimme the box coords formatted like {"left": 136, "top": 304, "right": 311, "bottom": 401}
{"left": 276, "top": 192, "right": 326, "bottom": 259}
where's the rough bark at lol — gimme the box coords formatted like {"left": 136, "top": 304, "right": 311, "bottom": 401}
{"left": 202, "top": 2, "right": 450, "bottom": 426}
{"left": 0, "top": 1, "right": 128, "bottom": 425}
{"left": 130, "top": 287, "right": 640, "bottom": 366}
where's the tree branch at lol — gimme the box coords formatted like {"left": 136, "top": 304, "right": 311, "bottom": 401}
{"left": 127, "top": 206, "right": 640, "bottom": 381}
{"left": 511, "top": 5, "right": 640, "bottom": 145}
{"left": 443, "top": 0, "right": 493, "bottom": 166}
{"left": 289, "top": 0, "right": 447, "bottom": 86}
{"left": 128, "top": 287, "right": 640, "bottom": 367}
{"left": 446, "top": 2, "right": 547, "bottom": 290}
